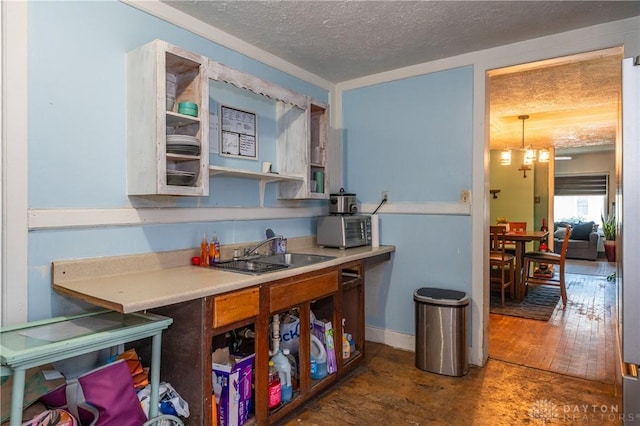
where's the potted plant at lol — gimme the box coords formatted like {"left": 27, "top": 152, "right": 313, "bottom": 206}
{"left": 496, "top": 217, "right": 509, "bottom": 231}
{"left": 601, "top": 212, "right": 616, "bottom": 262}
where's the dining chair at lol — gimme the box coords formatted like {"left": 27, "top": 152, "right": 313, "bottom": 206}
{"left": 504, "top": 222, "right": 527, "bottom": 254}
{"left": 508, "top": 222, "right": 527, "bottom": 233}
{"left": 489, "top": 226, "right": 515, "bottom": 306}
{"left": 522, "top": 225, "right": 572, "bottom": 307}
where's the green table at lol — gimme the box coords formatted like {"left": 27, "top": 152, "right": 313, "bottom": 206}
{"left": 1, "top": 310, "right": 173, "bottom": 426}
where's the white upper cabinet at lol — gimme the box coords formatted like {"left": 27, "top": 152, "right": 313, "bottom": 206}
{"left": 277, "top": 100, "right": 329, "bottom": 200}
{"left": 127, "top": 40, "right": 209, "bottom": 196}
{"left": 127, "top": 40, "right": 328, "bottom": 200}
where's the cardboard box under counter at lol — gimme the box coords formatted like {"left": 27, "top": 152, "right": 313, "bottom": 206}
{"left": 212, "top": 348, "right": 255, "bottom": 426}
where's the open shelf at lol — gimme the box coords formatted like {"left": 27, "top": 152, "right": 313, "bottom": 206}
{"left": 166, "top": 111, "right": 200, "bottom": 127}
{"left": 209, "top": 165, "right": 304, "bottom": 207}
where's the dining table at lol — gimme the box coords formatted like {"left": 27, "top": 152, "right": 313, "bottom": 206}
{"left": 505, "top": 230, "right": 549, "bottom": 301}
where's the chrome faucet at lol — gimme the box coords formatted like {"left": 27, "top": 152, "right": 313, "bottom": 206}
{"left": 243, "top": 235, "right": 283, "bottom": 259}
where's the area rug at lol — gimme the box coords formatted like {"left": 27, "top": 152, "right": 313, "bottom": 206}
{"left": 490, "top": 285, "right": 561, "bottom": 321}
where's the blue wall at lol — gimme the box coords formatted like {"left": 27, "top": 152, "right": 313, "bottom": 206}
{"left": 25, "top": 1, "right": 475, "bottom": 337}
{"left": 26, "top": 1, "right": 327, "bottom": 319}
{"left": 343, "top": 67, "right": 473, "bottom": 335}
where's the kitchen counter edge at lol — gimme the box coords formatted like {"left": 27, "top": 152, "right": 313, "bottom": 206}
{"left": 52, "top": 245, "right": 395, "bottom": 314}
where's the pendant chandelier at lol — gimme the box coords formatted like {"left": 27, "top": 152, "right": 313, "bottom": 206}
{"left": 500, "top": 115, "right": 550, "bottom": 177}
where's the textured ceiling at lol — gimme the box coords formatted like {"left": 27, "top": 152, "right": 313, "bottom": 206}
{"left": 489, "top": 48, "right": 623, "bottom": 153}
{"left": 161, "top": 0, "right": 638, "bottom": 82}
{"left": 159, "top": 0, "right": 639, "bottom": 151}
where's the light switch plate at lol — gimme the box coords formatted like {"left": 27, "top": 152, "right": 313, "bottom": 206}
{"left": 460, "top": 190, "right": 471, "bottom": 203}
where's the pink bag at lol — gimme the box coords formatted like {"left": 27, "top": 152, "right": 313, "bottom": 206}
{"left": 39, "top": 360, "right": 147, "bottom": 426}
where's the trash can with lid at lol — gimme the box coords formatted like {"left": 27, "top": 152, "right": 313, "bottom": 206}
{"left": 414, "top": 287, "right": 469, "bottom": 376}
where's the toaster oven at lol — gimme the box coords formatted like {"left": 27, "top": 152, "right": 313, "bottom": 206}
{"left": 316, "top": 215, "right": 372, "bottom": 249}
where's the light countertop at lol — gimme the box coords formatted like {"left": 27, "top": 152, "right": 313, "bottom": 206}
{"left": 52, "top": 243, "right": 394, "bottom": 314}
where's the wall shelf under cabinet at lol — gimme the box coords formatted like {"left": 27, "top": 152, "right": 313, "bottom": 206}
{"left": 209, "top": 166, "right": 304, "bottom": 207}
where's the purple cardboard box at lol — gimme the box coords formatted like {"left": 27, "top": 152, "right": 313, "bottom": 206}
{"left": 312, "top": 318, "right": 337, "bottom": 374}
{"left": 212, "top": 349, "right": 255, "bottom": 426}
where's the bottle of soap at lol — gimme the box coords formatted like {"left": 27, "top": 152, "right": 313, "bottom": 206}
{"left": 200, "top": 233, "right": 209, "bottom": 267}
{"left": 209, "top": 233, "right": 218, "bottom": 265}
{"left": 213, "top": 233, "right": 221, "bottom": 263}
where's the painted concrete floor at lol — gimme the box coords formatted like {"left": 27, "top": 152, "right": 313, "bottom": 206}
{"left": 283, "top": 261, "right": 622, "bottom": 425}
{"left": 283, "top": 341, "right": 621, "bottom": 425}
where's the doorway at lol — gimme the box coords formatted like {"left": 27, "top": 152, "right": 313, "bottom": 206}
{"left": 486, "top": 47, "right": 622, "bottom": 384}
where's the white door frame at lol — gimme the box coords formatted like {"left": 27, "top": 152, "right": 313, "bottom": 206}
{"left": 1, "top": 0, "right": 29, "bottom": 325}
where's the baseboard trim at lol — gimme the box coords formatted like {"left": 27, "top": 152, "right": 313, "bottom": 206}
{"left": 365, "top": 325, "right": 478, "bottom": 366}
{"left": 365, "top": 325, "right": 415, "bottom": 352}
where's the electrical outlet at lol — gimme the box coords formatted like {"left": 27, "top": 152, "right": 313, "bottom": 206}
{"left": 460, "top": 190, "right": 471, "bottom": 203}
{"left": 381, "top": 191, "right": 389, "bottom": 202}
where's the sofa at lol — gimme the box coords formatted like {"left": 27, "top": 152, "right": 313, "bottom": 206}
{"left": 553, "top": 221, "right": 599, "bottom": 261}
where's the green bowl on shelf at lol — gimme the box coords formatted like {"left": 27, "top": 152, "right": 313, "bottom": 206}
{"left": 178, "top": 101, "right": 198, "bottom": 117}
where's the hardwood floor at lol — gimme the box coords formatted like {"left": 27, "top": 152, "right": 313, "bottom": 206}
{"left": 282, "top": 260, "right": 621, "bottom": 425}
{"left": 490, "top": 260, "right": 618, "bottom": 383}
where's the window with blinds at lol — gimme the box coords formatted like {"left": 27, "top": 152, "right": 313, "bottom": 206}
{"left": 554, "top": 174, "right": 609, "bottom": 196}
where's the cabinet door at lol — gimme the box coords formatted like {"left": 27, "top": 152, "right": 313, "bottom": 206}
{"left": 277, "top": 99, "right": 329, "bottom": 200}
{"left": 339, "top": 263, "right": 365, "bottom": 371}
{"left": 212, "top": 287, "right": 259, "bottom": 328}
{"left": 127, "top": 40, "right": 209, "bottom": 196}
{"left": 268, "top": 270, "right": 338, "bottom": 312}
{"left": 309, "top": 101, "right": 329, "bottom": 197}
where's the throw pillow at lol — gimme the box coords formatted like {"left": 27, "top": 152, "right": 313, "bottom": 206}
{"left": 571, "top": 221, "right": 594, "bottom": 240}
{"left": 554, "top": 228, "right": 567, "bottom": 239}
{"left": 555, "top": 221, "right": 573, "bottom": 231}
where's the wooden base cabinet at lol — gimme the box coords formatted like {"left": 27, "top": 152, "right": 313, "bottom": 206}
{"left": 150, "top": 287, "right": 263, "bottom": 426}
{"left": 150, "top": 262, "right": 364, "bottom": 425}
{"left": 258, "top": 269, "right": 340, "bottom": 425}
{"left": 259, "top": 262, "right": 365, "bottom": 425}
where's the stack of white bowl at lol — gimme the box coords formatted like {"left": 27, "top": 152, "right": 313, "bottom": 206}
{"left": 166, "top": 134, "right": 200, "bottom": 186}
{"left": 166, "top": 134, "right": 200, "bottom": 155}
{"left": 166, "top": 72, "right": 177, "bottom": 111}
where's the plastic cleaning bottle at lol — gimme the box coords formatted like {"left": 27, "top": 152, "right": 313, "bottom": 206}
{"left": 268, "top": 360, "right": 281, "bottom": 409}
{"left": 271, "top": 351, "right": 292, "bottom": 403}
{"left": 282, "top": 348, "right": 298, "bottom": 391}
{"left": 346, "top": 333, "right": 356, "bottom": 354}
{"left": 342, "top": 319, "right": 350, "bottom": 359}
{"left": 200, "top": 233, "right": 209, "bottom": 267}
{"left": 310, "top": 334, "right": 328, "bottom": 379}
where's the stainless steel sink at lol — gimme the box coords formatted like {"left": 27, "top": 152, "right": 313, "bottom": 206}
{"left": 212, "top": 259, "right": 289, "bottom": 275}
{"left": 211, "top": 253, "right": 335, "bottom": 275}
{"left": 258, "top": 253, "right": 336, "bottom": 267}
